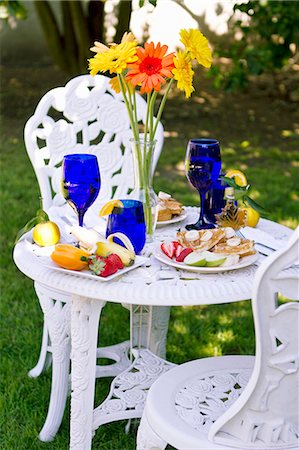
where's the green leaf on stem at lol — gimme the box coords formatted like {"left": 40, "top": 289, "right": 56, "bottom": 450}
{"left": 244, "top": 195, "right": 268, "bottom": 214}
{"left": 15, "top": 217, "right": 38, "bottom": 244}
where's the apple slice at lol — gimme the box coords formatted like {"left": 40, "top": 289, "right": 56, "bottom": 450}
{"left": 221, "top": 255, "right": 240, "bottom": 267}
{"left": 203, "top": 252, "right": 227, "bottom": 267}
{"left": 184, "top": 251, "right": 207, "bottom": 267}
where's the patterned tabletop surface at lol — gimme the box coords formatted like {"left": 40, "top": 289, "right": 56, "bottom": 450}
{"left": 13, "top": 207, "right": 293, "bottom": 306}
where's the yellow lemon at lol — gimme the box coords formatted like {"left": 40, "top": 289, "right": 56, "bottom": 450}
{"left": 241, "top": 207, "right": 260, "bottom": 227}
{"left": 99, "top": 200, "right": 124, "bottom": 216}
{"left": 225, "top": 169, "right": 247, "bottom": 187}
{"left": 33, "top": 221, "right": 61, "bottom": 246}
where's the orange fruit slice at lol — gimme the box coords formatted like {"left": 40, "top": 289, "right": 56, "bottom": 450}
{"left": 225, "top": 169, "right": 247, "bottom": 187}
{"left": 99, "top": 200, "right": 124, "bottom": 216}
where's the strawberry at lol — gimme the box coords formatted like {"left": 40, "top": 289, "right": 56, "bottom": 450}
{"left": 87, "top": 254, "right": 120, "bottom": 277}
{"left": 161, "top": 242, "right": 176, "bottom": 259}
{"left": 176, "top": 247, "right": 193, "bottom": 262}
{"left": 172, "top": 241, "right": 180, "bottom": 252}
{"left": 106, "top": 253, "right": 124, "bottom": 270}
{"left": 175, "top": 244, "right": 184, "bottom": 258}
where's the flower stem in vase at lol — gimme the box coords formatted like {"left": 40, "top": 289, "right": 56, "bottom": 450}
{"left": 130, "top": 138, "right": 158, "bottom": 242}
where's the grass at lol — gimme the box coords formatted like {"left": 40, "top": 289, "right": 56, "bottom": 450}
{"left": 0, "top": 65, "right": 298, "bottom": 449}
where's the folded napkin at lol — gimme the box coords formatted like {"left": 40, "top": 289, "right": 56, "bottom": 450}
{"left": 240, "top": 227, "right": 285, "bottom": 250}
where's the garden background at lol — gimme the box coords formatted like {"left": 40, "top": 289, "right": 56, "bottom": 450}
{"left": 0, "top": 1, "right": 298, "bottom": 449}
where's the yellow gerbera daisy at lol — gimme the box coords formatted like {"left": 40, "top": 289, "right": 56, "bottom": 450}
{"left": 109, "top": 76, "right": 134, "bottom": 95}
{"left": 88, "top": 41, "right": 138, "bottom": 76}
{"left": 172, "top": 50, "right": 194, "bottom": 98}
{"left": 180, "top": 29, "right": 212, "bottom": 68}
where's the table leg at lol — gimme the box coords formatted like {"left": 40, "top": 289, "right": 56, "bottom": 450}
{"left": 70, "top": 296, "right": 105, "bottom": 450}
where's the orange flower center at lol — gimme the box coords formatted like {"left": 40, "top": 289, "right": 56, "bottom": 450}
{"left": 139, "top": 56, "right": 162, "bottom": 75}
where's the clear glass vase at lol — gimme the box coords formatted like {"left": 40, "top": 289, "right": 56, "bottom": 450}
{"left": 130, "top": 138, "right": 158, "bottom": 242}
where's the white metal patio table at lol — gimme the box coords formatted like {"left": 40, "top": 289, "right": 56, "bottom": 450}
{"left": 13, "top": 207, "right": 292, "bottom": 449}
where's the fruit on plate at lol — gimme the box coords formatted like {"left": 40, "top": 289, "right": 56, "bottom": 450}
{"left": 33, "top": 221, "right": 60, "bottom": 247}
{"left": 221, "top": 255, "right": 240, "bottom": 266}
{"left": 69, "top": 226, "right": 105, "bottom": 252}
{"left": 99, "top": 199, "right": 124, "bottom": 216}
{"left": 15, "top": 202, "right": 60, "bottom": 247}
{"left": 86, "top": 254, "right": 124, "bottom": 277}
{"left": 184, "top": 252, "right": 207, "bottom": 267}
{"left": 96, "top": 240, "right": 135, "bottom": 266}
{"left": 161, "top": 242, "right": 176, "bottom": 258}
{"left": 51, "top": 244, "right": 90, "bottom": 270}
{"left": 201, "top": 251, "right": 227, "bottom": 267}
{"left": 176, "top": 247, "right": 193, "bottom": 262}
{"left": 240, "top": 206, "right": 260, "bottom": 227}
{"left": 225, "top": 169, "right": 247, "bottom": 187}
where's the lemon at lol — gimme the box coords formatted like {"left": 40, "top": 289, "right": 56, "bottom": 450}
{"left": 99, "top": 200, "right": 124, "bottom": 216}
{"left": 225, "top": 169, "right": 247, "bottom": 187}
{"left": 241, "top": 207, "right": 260, "bottom": 227}
{"left": 33, "top": 222, "right": 61, "bottom": 246}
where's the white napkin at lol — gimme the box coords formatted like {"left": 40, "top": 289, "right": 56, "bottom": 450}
{"left": 240, "top": 227, "right": 284, "bottom": 250}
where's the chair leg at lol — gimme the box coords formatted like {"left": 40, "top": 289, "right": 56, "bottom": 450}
{"left": 137, "top": 413, "right": 167, "bottom": 450}
{"left": 28, "top": 320, "right": 52, "bottom": 378}
{"left": 38, "top": 340, "right": 70, "bottom": 442}
{"left": 34, "top": 285, "right": 71, "bottom": 441}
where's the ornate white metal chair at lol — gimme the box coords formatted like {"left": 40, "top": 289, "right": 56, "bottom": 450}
{"left": 137, "top": 228, "right": 299, "bottom": 450}
{"left": 24, "top": 74, "right": 170, "bottom": 441}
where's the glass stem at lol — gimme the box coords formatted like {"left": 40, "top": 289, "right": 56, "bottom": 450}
{"left": 199, "top": 191, "right": 206, "bottom": 224}
{"left": 78, "top": 210, "right": 85, "bottom": 227}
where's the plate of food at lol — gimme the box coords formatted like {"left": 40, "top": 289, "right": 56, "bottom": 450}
{"left": 156, "top": 192, "right": 187, "bottom": 226}
{"left": 154, "top": 227, "right": 258, "bottom": 273}
{"left": 42, "top": 254, "right": 147, "bottom": 282}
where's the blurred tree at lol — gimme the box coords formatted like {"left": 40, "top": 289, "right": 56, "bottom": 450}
{"left": 209, "top": 0, "right": 299, "bottom": 93}
{"left": 0, "top": 0, "right": 157, "bottom": 75}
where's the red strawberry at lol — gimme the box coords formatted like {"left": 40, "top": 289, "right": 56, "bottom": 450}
{"left": 176, "top": 247, "right": 193, "bottom": 262}
{"left": 161, "top": 242, "right": 176, "bottom": 259}
{"left": 172, "top": 241, "right": 180, "bottom": 251}
{"left": 106, "top": 253, "right": 124, "bottom": 270}
{"left": 175, "top": 244, "right": 184, "bottom": 258}
{"left": 87, "top": 254, "right": 120, "bottom": 277}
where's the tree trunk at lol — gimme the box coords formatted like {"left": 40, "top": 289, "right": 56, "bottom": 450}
{"left": 68, "top": 1, "right": 90, "bottom": 73}
{"left": 61, "top": 1, "right": 79, "bottom": 74}
{"left": 88, "top": 0, "right": 105, "bottom": 43}
{"left": 34, "top": 0, "right": 67, "bottom": 71}
{"left": 114, "top": 0, "right": 132, "bottom": 44}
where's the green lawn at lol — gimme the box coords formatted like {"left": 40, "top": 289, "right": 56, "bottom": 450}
{"left": 1, "top": 65, "right": 298, "bottom": 449}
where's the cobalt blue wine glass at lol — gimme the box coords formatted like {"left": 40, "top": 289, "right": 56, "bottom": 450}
{"left": 185, "top": 139, "right": 221, "bottom": 230}
{"left": 106, "top": 200, "right": 146, "bottom": 254}
{"left": 62, "top": 154, "right": 101, "bottom": 227}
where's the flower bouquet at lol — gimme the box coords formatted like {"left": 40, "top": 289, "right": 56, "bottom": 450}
{"left": 88, "top": 29, "right": 212, "bottom": 240}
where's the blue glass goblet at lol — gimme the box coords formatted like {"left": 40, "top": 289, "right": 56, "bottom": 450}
{"left": 106, "top": 200, "right": 146, "bottom": 254}
{"left": 185, "top": 139, "right": 221, "bottom": 230}
{"left": 62, "top": 154, "right": 101, "bottom": 227}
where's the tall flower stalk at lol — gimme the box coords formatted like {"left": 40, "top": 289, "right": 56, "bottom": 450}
{"left": 88, "top": 29, "right": 212, "bottom": 237}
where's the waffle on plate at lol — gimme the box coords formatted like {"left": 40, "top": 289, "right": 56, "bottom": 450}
{"left": 177, "top": 227, "right": 256, "bottom": 258}
{"left": 157, "top": 192, "right": 184, "bottom": 222}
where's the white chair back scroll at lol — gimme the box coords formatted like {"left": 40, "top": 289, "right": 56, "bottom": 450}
{"left": 23, "top": 74, "right": 166, "bottom": 443}
{"left": 24, "top": 74, "right": 164, "bottom": 224}
{"left": 137, "top": 228, "right": 299, "bottom": 450}
{"left": 210, "top": 227, "right": 299, "bottom": 448}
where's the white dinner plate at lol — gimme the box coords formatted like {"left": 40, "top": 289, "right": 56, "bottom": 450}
{"left": 154, "top": 246, "right": 258, "bottom": 273}
{"left": 156, "top": 213, "right": 187, "bottom": 227}
{"left": 41, "top": 255, "right": 148, "bottom": 282}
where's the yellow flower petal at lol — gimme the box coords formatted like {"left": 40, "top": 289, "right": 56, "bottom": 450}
{"left": 180, "top": 28, "right": 212, "bottom": 68}
{"left": 172, "top": 50, "right": 194, "bottom": 98}
{"left": 90, "top": 41, "right": 109, "bottom": 54}
{"left": 88, "top": 41, "right": 138, "bottom": 76}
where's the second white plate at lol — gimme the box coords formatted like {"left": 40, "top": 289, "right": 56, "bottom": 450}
{"left": 154, "top": 246, "right": 258, "bottom": 273}
{"left": 156, "top": 213, "right": 187, "bottom": 227}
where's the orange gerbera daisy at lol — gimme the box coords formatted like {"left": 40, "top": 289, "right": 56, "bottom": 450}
{"left": 126, "top": 42, "right": 175, "bottom": 94}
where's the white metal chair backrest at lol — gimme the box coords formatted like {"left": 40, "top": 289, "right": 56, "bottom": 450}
{"left": 24, "top": 74, "right": 164, "bottom": 221}
{"left": 210, "top": 227, "right": 299, "bottom": 448}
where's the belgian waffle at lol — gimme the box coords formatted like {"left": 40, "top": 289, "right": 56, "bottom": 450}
{"left": 177, "top": 228, "right": 256, "bottom": 257}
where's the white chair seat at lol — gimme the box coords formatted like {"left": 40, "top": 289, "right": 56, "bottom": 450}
{"left": 138, "top": 355, "right": 254, "bottom": 450}
{"left": 137, "top": 229, "right": 299, "bottom": 450}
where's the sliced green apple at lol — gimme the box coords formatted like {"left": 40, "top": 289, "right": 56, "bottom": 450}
{"left": 184, "top": 252, "right": 207, "bottom": 267}
{"left": 204, "top": 252, "right": 227, "bottom": 267}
